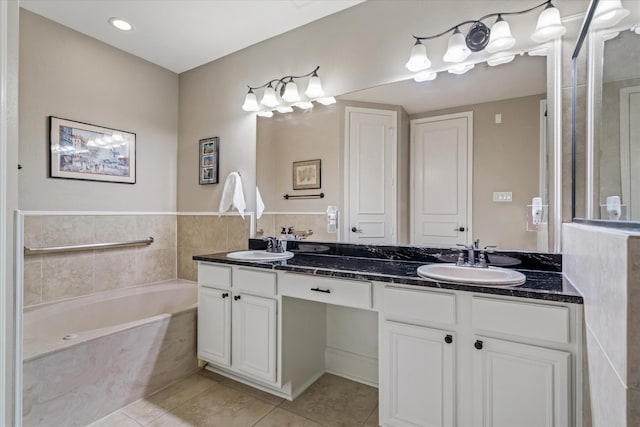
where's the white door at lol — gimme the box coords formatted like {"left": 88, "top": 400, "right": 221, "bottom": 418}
{"left": 345, "top": 107, "right": 397, "bottom": 244}
{"left": 381, "top": 321, "right": 455, "bottom": 427}
{"left": 197, "top": 287, "right": 231, "bottom": 366}
{"left": 232, "top": 293, "right": 278, "bottom": 383}
{"left": 620, "top": 86, "right": 640, "bottom": 220}
{"left": 411, "top": 112, "right": 472, "bottom": 246}
{"left": 472, "top": 337, "right": 570, "bottom": 427}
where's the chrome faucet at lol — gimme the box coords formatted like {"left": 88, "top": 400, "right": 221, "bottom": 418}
{"left": 456, "top": 240, "right": 496, "bottom": 268}
{"left": 265, "top": 237, "right": 285, "bottom": 253}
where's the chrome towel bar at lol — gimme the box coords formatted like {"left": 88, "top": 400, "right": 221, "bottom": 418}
{"left": 24, "top": 237, "right": 154, "bottom": 255}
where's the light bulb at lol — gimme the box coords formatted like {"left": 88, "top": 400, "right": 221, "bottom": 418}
{"left": 260, "top": 84, "right": 279, "bottom": 108}
{"left": 295, "top": 101, "right": 314, "bottom": 110}
{"left": 406, "top": 40, "right": 431, "bottom": 72}
{"left": 316, "top": 97, "right": 336, "bottom": 105}
{"left": 443, "top": 28, "right": 471, "bottom": 63}
{"left": 486, "top": 16, "right": 516, "bottom": 53}
{"left": 108, "top": 17, "right": 133, "bottom": 31}
{"left": 414, "top": 71, "right": 438, "bottom": 82}
{"left": 276, "top": 106, "right": 294, "bottom": 113}
{"left": 305, "top": 73, "right": 324, "bottom": 99}
{"left": 448, "top": 63, "right": 474, "bottom": 75}
{"left": 487, "top": 53, "right": 515, "bottom": 66}
{"left": 592, "top": 0, "right": 630, "bottom": 29}
{"left": 282, "top": 79, "right": 301, "bottom": 103}
{"left": 531, "top": 3, "right": 566, "bottom": 43}
{"left": 242, "top": 90, "right": 259, "bottom": 112}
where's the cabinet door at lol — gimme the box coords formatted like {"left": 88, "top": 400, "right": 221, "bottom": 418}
{"left": 473, "top": 337, "right": 570, "bottom": 427}
{"left": 382, "top": 321, "right": 455, "bottom": 427}
{"left": 198, "top": 287, "right": 231, "bottom": 366}
{"left": 232, "top": 293, "right": 277, "bottom": 383}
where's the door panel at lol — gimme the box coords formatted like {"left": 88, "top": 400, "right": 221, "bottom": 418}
{"left": 232, "top": 294, "right": 277, "bottom": 383}
{"left": 473, "top": 337, "right": 570, "bottom": 427}
{"left": 197, "top": 287, "right": 231, "bottom": 366}
{"left": 382, "top": 321, "right": 455, "bottom": 427}
{"left": 411, "top": 114, "right": 471, "bottom": 246}
{"left": 347, "top": 108, "right": 397, "bottom": 244}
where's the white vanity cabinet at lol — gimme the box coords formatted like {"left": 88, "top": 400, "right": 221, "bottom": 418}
{"left": 381, "top": 285, "right": 581, "bottom": 427}
{"left": 197, "top": 263, "right": 278, "bottom": 386}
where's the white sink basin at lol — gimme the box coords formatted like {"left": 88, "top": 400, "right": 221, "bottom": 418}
{"left": 417, "top": 263, "right": 526, "bottom": 286}
{"left": 226, "top": 250, "right": 294, "bottom": 261}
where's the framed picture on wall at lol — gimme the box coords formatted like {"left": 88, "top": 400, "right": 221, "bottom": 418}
{"left": 292, "top": 159, "right": 321, "bottom": 190}
{"left": 199, "top": 136, "right": 219, "bottom": 184}
{"left": 49, "top": 116, "right": 136, "bottom": 184}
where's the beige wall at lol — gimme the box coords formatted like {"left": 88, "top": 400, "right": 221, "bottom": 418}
{"left": 19, "top": 10, "right": 179, "bottom": 212}
{"left": 257, "top": 104, "right": 340, "bottom": 212}
{"left": 177, "top": 1, "right": 588, "bottom": 217}
{"left": 411, "top": 94, "right": 544, "bottom": 251}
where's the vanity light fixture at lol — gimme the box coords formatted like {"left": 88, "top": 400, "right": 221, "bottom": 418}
{"left": 406, "top": 0, "right": 566, "bottom": 72}
{"left": 448, "top": 63, "right": 475, "bottom": 75}
{"left": 108, "top": 17, "right": 133, "bottom": 31}
{"left": 242, "top": 66, "right": 332, "bottom": 116}
{"left": 591, "top": 0, "right": 630, "bottom": 30}
{"left": 486, "top": 53, "right": 516, "bottom": 66}
{"left": 414, "top": 70, "right": 438, "bottom": 82}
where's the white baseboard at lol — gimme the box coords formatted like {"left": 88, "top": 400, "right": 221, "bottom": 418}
{"left": 325, "top": 346, "right": 378, "bottom": 387}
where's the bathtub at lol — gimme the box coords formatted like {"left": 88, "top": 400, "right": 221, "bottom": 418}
{"left": 22, "top": 280, "right": 198, "bottom": 427}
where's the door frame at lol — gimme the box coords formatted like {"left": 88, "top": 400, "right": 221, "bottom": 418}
{"left": 620, "top": 85, "right": 640, "bottom": 218}
{"left": 538, "top": 99, "right": 549, "bottom": 252}
{"left": 410, "top": 111, "right": 473, "bottom": 246}
{"left": 343, "top": 106, "right": 398, "bottom": 243}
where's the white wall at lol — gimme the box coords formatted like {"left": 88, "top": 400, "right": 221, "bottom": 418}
{"left": 19, "top": 10, "right": 179, "bottom": 212}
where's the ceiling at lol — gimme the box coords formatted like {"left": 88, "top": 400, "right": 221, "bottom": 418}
{"left": 19, "top": 0, "right": 365, "bottom": 74}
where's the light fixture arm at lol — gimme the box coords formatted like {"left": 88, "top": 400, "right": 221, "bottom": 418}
{"left": 246, "top": 66, "right": 320, "bottom": 92}
{"left": 412, "top": 0, "right": 553, "bottom": 42}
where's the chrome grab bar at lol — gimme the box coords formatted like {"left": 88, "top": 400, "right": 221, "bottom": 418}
{"left": 24, "top": 237, "right": 154, "bottom": 255}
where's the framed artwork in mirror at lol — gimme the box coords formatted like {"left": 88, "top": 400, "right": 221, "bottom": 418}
{"left": 293, "top": 159, "right": 321, "bottom": 190}
{"left": 49, "top": 116, "right": 136, "bottom": 184}
{"left": 199, "top": 136, "right": 219, "bottom": 184}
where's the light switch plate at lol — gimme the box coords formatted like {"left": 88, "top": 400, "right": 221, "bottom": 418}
{"left": 493, "top": 191, "right": 512, "bottom": 202}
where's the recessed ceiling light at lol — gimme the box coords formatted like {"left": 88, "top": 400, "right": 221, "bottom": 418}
{"left": 108, "top": 17, "right": 133, "bottom": 31}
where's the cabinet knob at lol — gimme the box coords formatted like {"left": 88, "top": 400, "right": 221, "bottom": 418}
{"left": 474, "top": 340, "right": 483, "bottom": 350}
{"left": 351, "top": 226, "right": 362, "bottom": 233}
{"left": 444, "top": 334, "right": 453, "bottom": 344}
{"left": 221, "top": 293, "right": 229, "bottom": 298}
{"left": 453, "top": 226, "right": 466, "bottom": 232}
{"left": 233, "top": 295, "right": 241, "bottom": 301}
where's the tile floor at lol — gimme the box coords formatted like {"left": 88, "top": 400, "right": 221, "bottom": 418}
{"left": 89, "top": 370, "right": 379, "bottom": 427}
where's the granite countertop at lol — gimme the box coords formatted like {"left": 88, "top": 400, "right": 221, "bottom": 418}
{"left": 193, "top": 247, "right": 583, "bottom": 304}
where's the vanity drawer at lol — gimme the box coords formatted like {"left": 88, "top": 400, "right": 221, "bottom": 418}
{"left": 234, "top": 267, "right": 277, "bottom": 295}
{"left": 198, "top": 263, "right": 232, "bottom": 289}
{"left": 472, "top": 297, "right": 570, "bottom": 344}
{"left": 279, "top": 273, "right": 372, "bottom": 309}
{"left": 384, "top": 286, "right": 456, "bottom": 326}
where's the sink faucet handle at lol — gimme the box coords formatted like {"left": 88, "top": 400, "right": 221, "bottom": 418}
{"left": 483, "top": 245, "right": 497, "bottom": 253}
{"left": 456, "top": 243, "right": 473, "bottom": 249}
{"left": 473, "top": 239, "right": 480, "bottom": 249}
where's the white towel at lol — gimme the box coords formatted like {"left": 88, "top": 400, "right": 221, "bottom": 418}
{"left": 218, "top": 172, "right": 246, "bottom": 219}
{"left": 256, "top": 187, "right": 265, "bottom": 219}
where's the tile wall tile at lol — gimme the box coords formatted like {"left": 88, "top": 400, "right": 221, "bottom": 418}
{"left": 95, "top": 215, "right": 137, "bottom": 244}
{"left": 42, "top": 215, "right": 95, "bottom": 246}
{"left": 23, "top": 257, "right": 42, "bottom": 306}
{"left": 95, "top": 248, "right": 138, "bottom": 292}
{"left": 23, "top": 215, "right": 42, "bottom": 248}
{"left": 41, "top": 252, "right": 95, "bottom": 301}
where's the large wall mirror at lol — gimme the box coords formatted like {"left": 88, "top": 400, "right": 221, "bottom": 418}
{"left": 574, "top": 0, "right": 640, "bottom": 223}
{"left": 257, "top": 45, "right": 563, "bottom": 253}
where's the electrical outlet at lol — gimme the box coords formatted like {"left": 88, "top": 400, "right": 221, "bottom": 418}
{"left": 493, "top": 191, "right": 512, "bottom": 202}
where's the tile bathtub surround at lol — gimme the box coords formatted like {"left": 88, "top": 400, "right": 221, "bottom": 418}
{"left": 563, "top": 223, "right": 640, "bottom": 425}
{"left": 177, "top": 215, "right": 251, "bottom": 281}
{"left": 23, "top": 214, "right": 177, "bottom": 307}
{"left": 90, "top": 371, "right": 378, "bottom": 427}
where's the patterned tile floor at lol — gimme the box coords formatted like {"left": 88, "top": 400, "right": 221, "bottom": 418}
{"left": 89, "top": 371, "right": 379, "bottom": 427}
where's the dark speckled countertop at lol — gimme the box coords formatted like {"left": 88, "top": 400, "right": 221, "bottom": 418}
{"left": 193, "top": 241, "right": 583, "bottom": 304}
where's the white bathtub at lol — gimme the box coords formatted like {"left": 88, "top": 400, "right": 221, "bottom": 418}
{"left": 23, "top": 280, "right": 198, "bottom": 427}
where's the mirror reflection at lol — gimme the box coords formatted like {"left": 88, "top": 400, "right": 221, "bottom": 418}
{"left": 257, "top": 54, "right": 555, "bottom": 252}
{"left": 597, "top": 29, "right": 640, "bottom": 220}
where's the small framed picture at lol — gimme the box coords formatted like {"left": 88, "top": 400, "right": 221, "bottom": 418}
{"left": 292, "top": 159, "right": 321, "bottom": 190}
{"left": 49, "top": 116, "right": 136, "bottom": 184}
{"left": 199, "top": 137, "right": 219, "bottom": 184}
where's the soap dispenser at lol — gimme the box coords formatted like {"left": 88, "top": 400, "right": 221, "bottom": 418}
{"left": 279, "top": 227, "right": 288, "bottom": 251}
